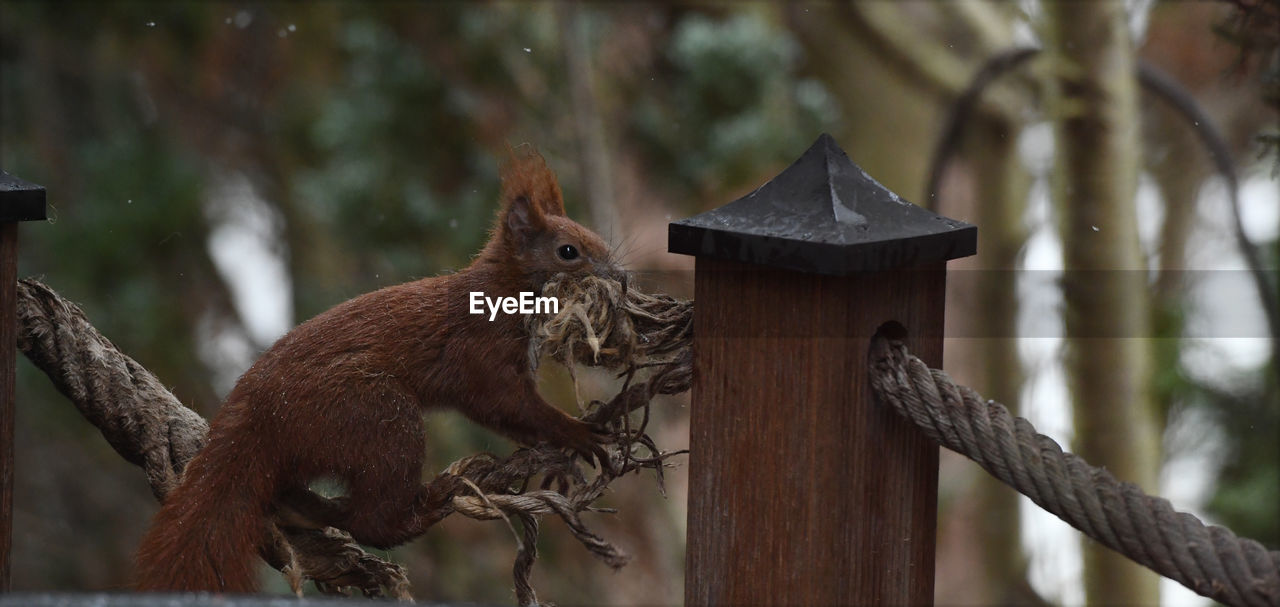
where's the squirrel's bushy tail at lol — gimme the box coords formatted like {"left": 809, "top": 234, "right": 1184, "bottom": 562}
{"left": 134, "top": 430, "right": 274, "bottom": 592}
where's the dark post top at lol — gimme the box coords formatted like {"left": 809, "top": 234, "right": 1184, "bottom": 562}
{"left": 668, "top": 133, "right": 976, "bottom": 274}
{"left": 0, "top": 171, "right": 47, "bottom": 223}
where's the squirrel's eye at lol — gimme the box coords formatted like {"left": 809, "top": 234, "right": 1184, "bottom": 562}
{"left": 557, "top": 244, "right": 580, "bottom": 261}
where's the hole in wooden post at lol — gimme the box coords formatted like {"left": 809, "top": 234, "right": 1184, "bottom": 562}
{"left": 874, "top": 320, "right": 909, "bottom": 343}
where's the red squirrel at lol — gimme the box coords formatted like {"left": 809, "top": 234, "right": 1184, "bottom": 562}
{"left": 134, "top": 150, "right": 621, "bottom": 592}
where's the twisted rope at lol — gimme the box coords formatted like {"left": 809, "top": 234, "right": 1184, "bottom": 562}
{"left": 15, "top": 279, "right": 208, "bottom": 500}
{"left": 869, "top": 336, "right": 1280, "bottom": 607}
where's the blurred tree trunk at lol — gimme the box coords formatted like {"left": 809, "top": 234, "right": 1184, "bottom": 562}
{"left": 784, "top": 3, "right": 943, "bottom": 199}
{"left": 966, "top": 117, "right": 1041, "bottom": 605}
{"left": 557, "top": 0, "right": 619, "bottom": 242}
{"left": 1148, "top": 112, "right": 1203, "bottom": 304}
{"left": 1044, "top": 2, "right": 1161, "bottom": 605}
{"left": 1146, "top": 89, "right": 1209, "bottom": 429}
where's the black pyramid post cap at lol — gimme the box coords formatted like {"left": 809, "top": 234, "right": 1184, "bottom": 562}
{"left": 0, "top": 170, "right": 47, "bottom": 222}
{"left": 668, "top": 133, "right": 976, "bottom": 275}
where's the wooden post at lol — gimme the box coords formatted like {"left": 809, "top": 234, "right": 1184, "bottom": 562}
{"left": 669, "top": 134, "right": 976, "bottom": 605}
{"left": 0, "top": 171, "right": 46, "bottom": 591}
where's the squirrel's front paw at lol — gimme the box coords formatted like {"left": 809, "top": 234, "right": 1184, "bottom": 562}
{"left": 426, "top": 472, "right": 467, "bottom": 507}
{"left": 590, "top": 431, "right": 619, "bottom": 474}
{"left": 565, "top": 421, "right": 615, "bottom": 475}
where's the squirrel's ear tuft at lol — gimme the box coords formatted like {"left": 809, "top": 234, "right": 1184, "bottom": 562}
{"left": 500, "top": 145, "right": 566, "bottom": 218}
{"left": 502, "top": 193, "right": 543, "bottom": 247}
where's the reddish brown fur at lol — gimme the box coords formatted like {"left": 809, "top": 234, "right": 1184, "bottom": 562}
{"left": 134, "top": 149, "right": 619, "bottom": 592}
